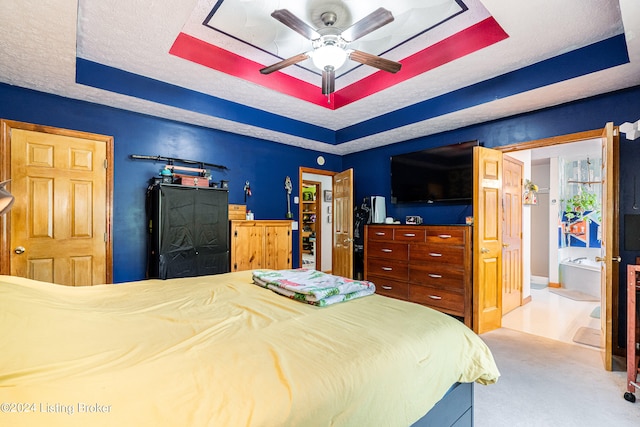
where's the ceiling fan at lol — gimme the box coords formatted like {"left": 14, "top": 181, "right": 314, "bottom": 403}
{"left": 259, "top": 7, "right": 402, "bottom": 95}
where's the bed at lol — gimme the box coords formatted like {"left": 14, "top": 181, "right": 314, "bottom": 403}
{"left": 0, "top": 270, "right": 499, "bottom": 426}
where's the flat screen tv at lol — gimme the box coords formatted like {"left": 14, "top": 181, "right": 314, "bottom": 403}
{"left": 390, "top": 140, "right": 480, "bottom": 204}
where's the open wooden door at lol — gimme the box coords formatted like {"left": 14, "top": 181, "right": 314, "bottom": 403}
{"left": 473, "top": 147, "right": 503, "bottom": 334}
{"left": 599, "top": 122, "right": 620, "bottom": 371}
{"left": 502, "top": 155, "right": 523, "bottom": 315}
{"left": 332, "top": 169, "right": 353, "bottom": 278}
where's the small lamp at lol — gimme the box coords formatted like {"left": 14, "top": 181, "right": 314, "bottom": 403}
{"left": 0, "top": 180, "right": 15, "bottom": 215}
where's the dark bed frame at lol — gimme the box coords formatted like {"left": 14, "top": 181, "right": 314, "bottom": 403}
{"left": 412, "top": 382, "right": 473, "bottom": 427}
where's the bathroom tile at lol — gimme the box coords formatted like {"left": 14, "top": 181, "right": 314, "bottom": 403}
{"left": 502, "top": 287, "right": 600, "bottom": 349}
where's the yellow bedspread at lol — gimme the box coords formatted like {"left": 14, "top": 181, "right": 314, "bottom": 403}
{"left": 0, "top": 271, "right": 499, "bottom": 427}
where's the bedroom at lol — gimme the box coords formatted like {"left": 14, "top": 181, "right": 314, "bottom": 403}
{"left": 1, "top": 0, "right": 639, "bottom": 425}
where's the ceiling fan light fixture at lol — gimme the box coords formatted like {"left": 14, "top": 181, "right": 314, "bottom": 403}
{"left": 311, "top": 44, "right": 347, "bottom": 71}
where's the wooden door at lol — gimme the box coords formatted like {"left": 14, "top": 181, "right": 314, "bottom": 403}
{"left": 231, "top": 221, "right": 265, "bottom": 271}
{"left": 599, "top": 122, "right": 619, "bottom": 370}
{"left": 4, "top": 124, "right": 112, "bottom": 286}
{"left": 473, "top": 147, "right": 503, "bottom": 334}
{"left": 264, "top": 222, "right": 292, "bottom": 270}
{"left": 332, "top": 169, "right": 353, "bottom": 278}
{"left": 502, "top": 155, "right": 523, "bottom": 314}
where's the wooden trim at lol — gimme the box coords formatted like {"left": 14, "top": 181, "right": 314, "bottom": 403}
{"left": 548, "top": 282, "right": 561, "bottom": 288}
{"left": 0, "top": 119, "right": 114, "bottom": 283}
{"left": 497, "top": 129, "right": 603, "bottom": 153}
{"left": 522, "top": 295, "right": 532, "bottom": 305}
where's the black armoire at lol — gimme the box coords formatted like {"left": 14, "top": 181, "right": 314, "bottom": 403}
{"left": 147, "top": 184, "right": 229, "bottom": 279}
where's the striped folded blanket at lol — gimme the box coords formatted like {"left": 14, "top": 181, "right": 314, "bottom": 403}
{"left": 252, "top": 269, "right": 376, "bottom": 307}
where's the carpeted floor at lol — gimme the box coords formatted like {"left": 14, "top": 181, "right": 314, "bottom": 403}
{"left": 475, "top": 328, "right": 639, "bottom": 426}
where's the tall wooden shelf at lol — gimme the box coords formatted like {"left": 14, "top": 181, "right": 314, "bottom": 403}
{"left": 301, "top": 198, "right": 317, "bottom": 255}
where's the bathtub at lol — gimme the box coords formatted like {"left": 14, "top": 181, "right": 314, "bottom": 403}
{"left": 559, "top": 257, "right": 601, "bottom": 298}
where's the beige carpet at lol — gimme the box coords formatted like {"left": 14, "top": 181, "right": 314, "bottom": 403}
{"left": 549, "top": 287, "right": 600, "bottom": 301}
{"left": 475, "top": 328, "right": 638, "bottom": 426}
{"left": 572, "top": 326, "right": 602, "bottom": 348}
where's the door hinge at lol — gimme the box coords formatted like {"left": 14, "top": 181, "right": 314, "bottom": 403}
{"left": 104, "top": 233, "right": 108, "bottom": 243}
{"left": 104, "top": 159, "right": 108, "bottom": 169}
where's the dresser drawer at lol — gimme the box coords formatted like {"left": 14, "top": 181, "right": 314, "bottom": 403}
{"left": 409, "top": 243, "right": 466, "bottom": 265}
{"left": 409, "top": 284, "right": 464, "bottom": 315}
{"left": 366, "top": 258, "right": 408, "bottom": 281}
{"left": 368, "top": 275, "right": 408, "bottom": 300}
{"left": 367, "top": 226, "right": 394, "bottom": 241}
{"left": 392, "top": 227, "right": 425, "bottom": 243}
{"left": 367, "top": 241, "right": 408, "bottom": 261}
{"left": 425, "top": 226, "right": 468, "bottom": 245}
{"left": 408, "top": 264, "right": 465, "bottom": 291}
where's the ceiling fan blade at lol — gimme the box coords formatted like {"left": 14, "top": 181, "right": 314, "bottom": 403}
{"left": 341, "top": 8, "right": 394, "bottom": 42}
{"left": 349, "top": 50, "right": 401, "bottom": 73}
{"left": 271, "top": 9, "right": 320, "bottom": 40}
{"left": 260, "top": 52, "right": 310, "bottom": 74}
{"left": 322, "top": 67, "right": 335, "bottom": 95}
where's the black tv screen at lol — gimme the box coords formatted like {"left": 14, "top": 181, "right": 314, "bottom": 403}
{"left": 390, "top": 140, "right": 480, "bottom": 204}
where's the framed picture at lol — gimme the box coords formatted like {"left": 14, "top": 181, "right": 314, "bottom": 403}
{"left": 324, "top": 190, "right": 332, "bottom": 202}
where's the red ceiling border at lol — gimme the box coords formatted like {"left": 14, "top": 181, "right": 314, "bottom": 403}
{"left": 169, "top": 16, "right": 508, "bottom": 110}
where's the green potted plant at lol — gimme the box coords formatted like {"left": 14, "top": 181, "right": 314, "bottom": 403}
{"left": 563, "top": 190, "right": 600, "bottom": 222}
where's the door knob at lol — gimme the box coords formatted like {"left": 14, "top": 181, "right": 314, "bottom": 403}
{"left": 480, "top": 247, "right": 490, "bottom": 254}
{"left": 14, "top": 246, "right": 25, "bottom": 254}
{"left": 502, "top": 243, "right": 510, "bottom": 248}
{"left": 595, "top": 256, "right": 622, "bottom": 263}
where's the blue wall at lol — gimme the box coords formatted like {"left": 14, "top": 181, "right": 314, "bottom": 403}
{"left": 0, "top": 84, "right": 341, "bottom": 282}
{"left": 345, "top": 84, "right": 640, "bottom": 349}
{"left": 2, "top": 82, "right": 640, "bottom": 348}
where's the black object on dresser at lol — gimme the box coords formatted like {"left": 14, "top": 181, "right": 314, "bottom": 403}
{"left": 147, "top": 184, "right": 229, "bottom": 279}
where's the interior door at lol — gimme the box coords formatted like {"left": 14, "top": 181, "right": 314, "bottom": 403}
{"left": 332, "top": 168, "right": 353, "bottom": 278}
{"left": 502, "top": 155, "right": 523, "bottom": 314}
{"left": 473, "top": 146, "right": 503, "bottom": 334}
{"left": 599, "top": 122, "right": 619, "bottom": 370}
{"left": 2, "top": 122, "right": 112, "bottom": 285}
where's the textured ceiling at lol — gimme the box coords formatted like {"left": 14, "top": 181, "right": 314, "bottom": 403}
{"left": 1, "top": 0, "right": 639, "bottom": 155}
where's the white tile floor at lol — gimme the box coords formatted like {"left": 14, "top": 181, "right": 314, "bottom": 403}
{"left": 501, "top": 286, "right": 601, "bottom": 349}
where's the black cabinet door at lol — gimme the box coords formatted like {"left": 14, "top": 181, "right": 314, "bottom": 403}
{"left": 149, "top": 184, "right": 229, "bottom": 279}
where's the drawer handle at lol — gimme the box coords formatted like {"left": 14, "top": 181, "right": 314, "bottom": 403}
{"left": 375, "top": 232, "right": 386, "bottom": 236}
{"left": 381, "top": 248, "right": 393, "bottom": 253}
{"left": 428, "top": 295, "right": 443, "bottom": 300}
{"left": 438, "top": 234, "right": 452, "bottom": 239}
{"left": 403, "top": 233, "right": 416, "bottom": 237}
{"left": 381, "top": 267, "right": 393, "bottom": 271}
{"left": 429, "top": 253, "right": 443, "bottom": 257}
{"left": 428, "top": 274, "right": 442, "bottom": 278}
{"left": 381, "top": 285, "right": 393, "bottom": 290}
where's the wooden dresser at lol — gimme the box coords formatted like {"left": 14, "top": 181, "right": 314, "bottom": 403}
{"left": 230, "top": 220, "right": 292, "bottom": 272}
{"left": 364, "top": 224, "right": 472, "bottom": 327}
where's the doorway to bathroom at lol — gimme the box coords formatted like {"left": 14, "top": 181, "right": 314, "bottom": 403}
{"left": 502, "top": 137, "right": 608, "bottom": 351}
